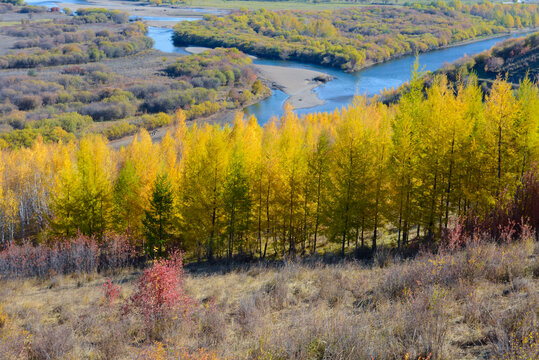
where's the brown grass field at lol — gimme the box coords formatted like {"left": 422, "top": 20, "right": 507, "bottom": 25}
{"left": 1, "top": 237, "right": 538, "bottom": 360}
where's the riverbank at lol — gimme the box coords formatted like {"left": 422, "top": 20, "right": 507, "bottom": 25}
{"left": 184, "top": 47, "right": 332, "bottom": 110}
{"left": 359, "top": 28, "right": 538, "bottom": 72}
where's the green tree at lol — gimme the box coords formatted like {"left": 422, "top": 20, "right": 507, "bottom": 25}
{"left": 143, "top": 174, "right": 174, "bottom": 259}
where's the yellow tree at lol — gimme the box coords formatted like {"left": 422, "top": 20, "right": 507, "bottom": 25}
{"left": 364, "top": 101, "right": 391, "bottom": 250}
{"left": 515, "top": 77, "right": 539, "bottom": 177}
{"left": 485, "top": 77, "right": 519, "bottom": 198}
{"left": 326, "top": 99, "right": 373, "bottom": 255}
{"left": 74, "top": 136, "right": 114, "bottom": 238}
{"left": 306, "top": 125, "right": 333, "bottom": 254}
{"left": 390, "top": 63, "right": 425, "bottom": 247}
{"left": 179, "top": 124, "right": 229, "bottom": 260}
{"left": 276, "top": 105, "right": 307, "bottom": 256}
{"left": 49, "top": 141, "right": 79, "bottom": 238}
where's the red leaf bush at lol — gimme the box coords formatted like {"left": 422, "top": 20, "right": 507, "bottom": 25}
{"left": 125, "top": 251, "right": 193, "bottom": 327}
{"left": 102, "top": 277, "right": 121, "bottom": 306}
{"left": 460, "top": 167, "right": 539, "bottom": 243}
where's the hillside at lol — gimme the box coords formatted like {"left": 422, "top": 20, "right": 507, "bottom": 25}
{"left": 442, "top": 31, "right": 539, "bottom": 84}
{"left": 1, "top": 236, "right": 537, "bottom": 359}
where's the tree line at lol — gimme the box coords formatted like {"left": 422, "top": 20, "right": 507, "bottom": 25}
{"left": 441, "top": 31, "right": 539, "bottom": 85}
{"left": 0, "top": 74, "right": 537, "bottom": 260}
{"left": 173, "top": 2, "right": 539, "bottom": 72}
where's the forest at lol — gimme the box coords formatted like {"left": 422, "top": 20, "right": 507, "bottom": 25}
{"left": 0, "top": 5, "right": 269, "bottom": 147}
{"left": 0, "top": 73, "right": 537, "bottom": 262}
{"left": 173, "top": 2, "right": 539, "bottom": 71}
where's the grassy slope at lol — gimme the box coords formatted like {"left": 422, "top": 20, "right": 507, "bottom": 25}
{"left": 1, "top": 238, "right": 538, "bottom": 359}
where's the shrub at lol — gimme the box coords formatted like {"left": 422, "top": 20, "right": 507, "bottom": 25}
{"left": 102, "top": 277, "right": 121, "bottom": 306}
{"left": 399, "top": 286, "right": 450, "bottom": 359}
{"left": 0, "top": 305, "right": 29, "bottom": 359}
{"left": 137, "top": 343, "right": 219, "bottom": 360}
{"left": 14, "top": 94, "right": 41, "bottom": 110}
{"left": 103, "top": 120, "right": 137, "bottom": 140}
{"left": 26, "top": 324, "right": 75, "bottom": 359}
{"left": 125, "top": 252, "right": 193, "bottom": 332}
{"left": 463, "top": 167, "right": 539, "bottom": 242}
{"left": 502, "top": 332, "right": 539, "bottom": 360}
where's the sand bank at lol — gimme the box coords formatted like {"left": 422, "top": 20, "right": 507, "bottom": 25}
{"left": 253, "top": 64, "right": 332, "bottom": 110}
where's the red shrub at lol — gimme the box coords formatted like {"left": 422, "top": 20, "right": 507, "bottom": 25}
{"left": 98, "top": 233, "right": 136, "bottom": 271}
{"left": 125, "top": 251, "right": 193, "bottom": 325}
{"left": 102, "top": 277, "right": 121, "bottom": 306}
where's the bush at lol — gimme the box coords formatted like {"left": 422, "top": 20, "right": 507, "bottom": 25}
{"left": 462, "top": 167, "right": 539, "bottom": 243}
{"left": 103, "top": 120, "right": 137, "bottom": 140}
{"left": 14, "top": 95, "right": 41, "bottom": 110}
{"left": 125, "top": 252, "right": 193, "bottom": 333}
{"left": 26, "top": 324, "right": 75, "bottom": 360}
{"left": 102, "top": 277, "right": 121, "bottom": 305}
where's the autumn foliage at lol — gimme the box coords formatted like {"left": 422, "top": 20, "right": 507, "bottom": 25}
{"left": 0, "top": 74, "right": 537, "bottom": 262}
{"left": 173, "top": 3, "right": 539, "bottom": 71}
{"left": 125, "top": 252, "right": 193, "bottom": 326}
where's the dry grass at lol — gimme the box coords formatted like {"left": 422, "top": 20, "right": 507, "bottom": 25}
{"left": 0, "top": 239, "right": 538, "bottom": 360}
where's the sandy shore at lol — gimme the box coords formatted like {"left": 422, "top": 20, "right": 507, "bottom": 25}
{"left": 184, "top": 46, "right": 212, "bottom": 54}
{"left": 253, "top": 64, "right": 332, "bottom": 110}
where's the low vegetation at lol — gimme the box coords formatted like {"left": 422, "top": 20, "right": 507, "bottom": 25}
{"left": 0, "top": 230, "right": 537, "bottom": 359}
{"left": 173, "top": 2, "right": 539, "bottom": 71}
{"left": 0, "top": 5, "right": 269, "bottom": 145}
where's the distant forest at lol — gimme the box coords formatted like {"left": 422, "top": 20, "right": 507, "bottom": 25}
{"left": 174, "top": 2, "right": 539, "bottom": 71}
